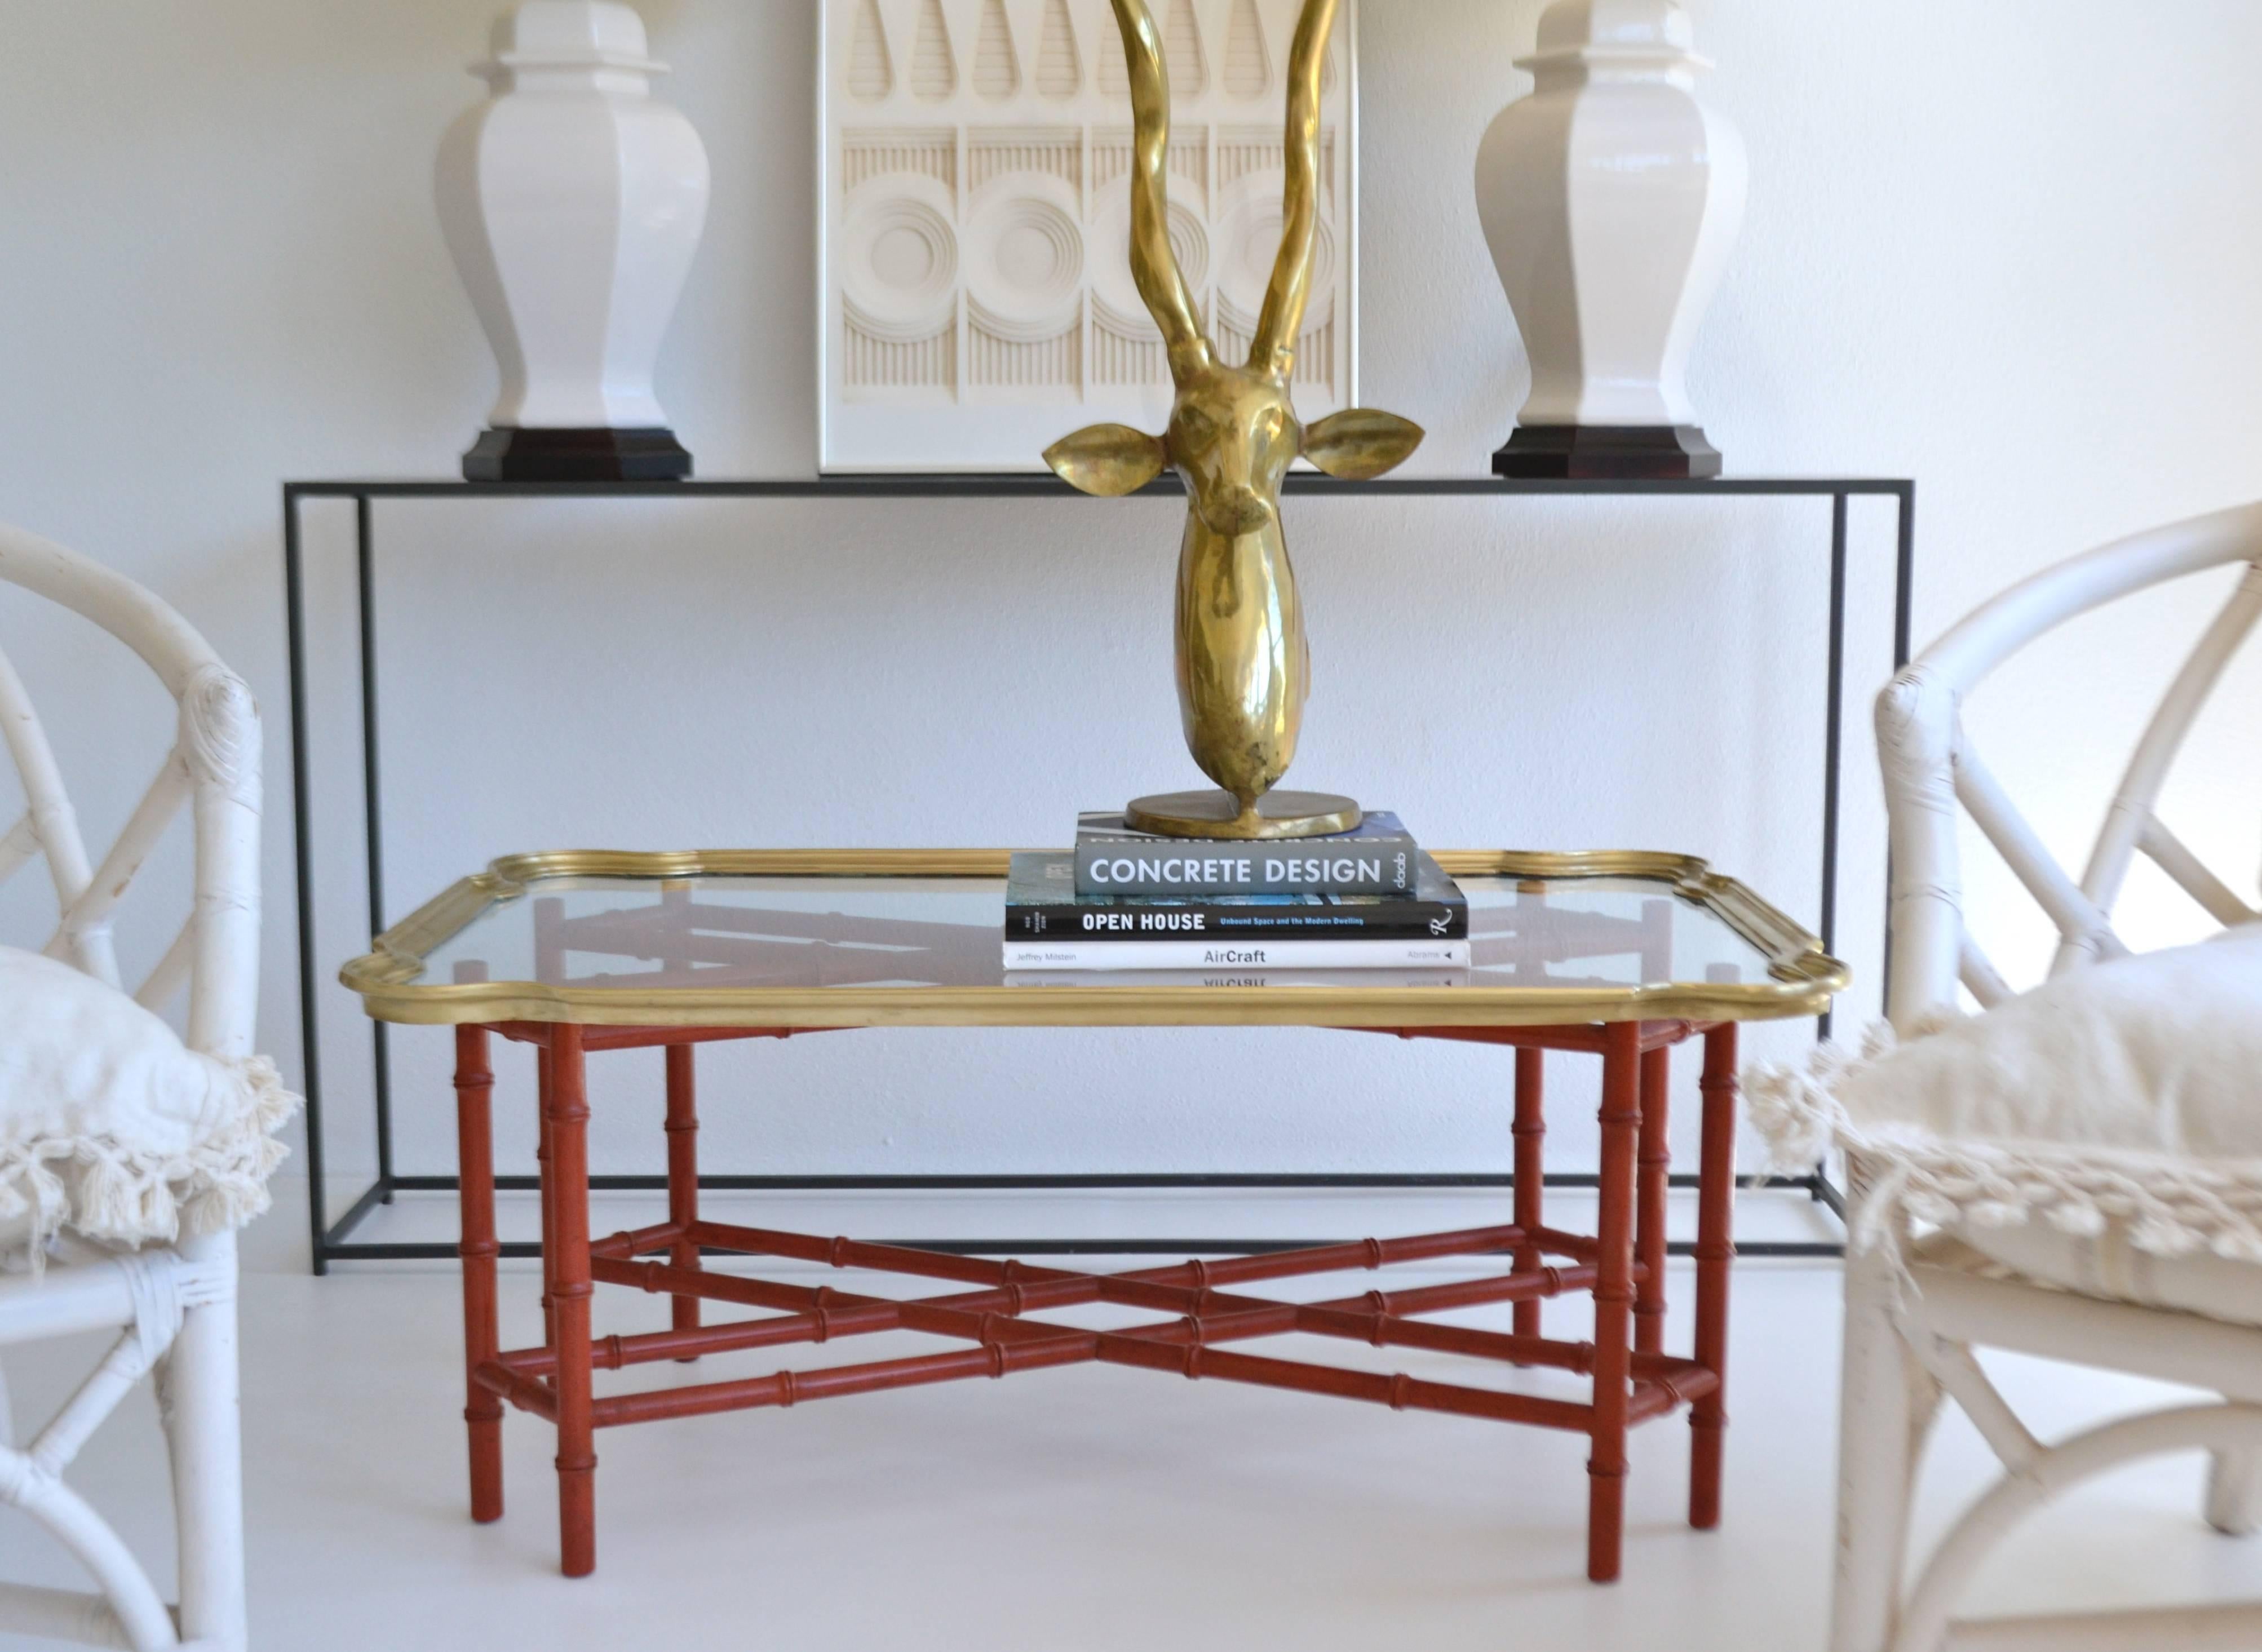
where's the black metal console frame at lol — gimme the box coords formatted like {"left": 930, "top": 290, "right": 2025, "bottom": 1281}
{"left": 284, "top": 473, "right": 1913, "bottom": 1271}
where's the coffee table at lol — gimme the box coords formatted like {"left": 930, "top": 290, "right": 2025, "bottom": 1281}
{"left": 340, "top": 848, "right": 1844, "bottom": 1583}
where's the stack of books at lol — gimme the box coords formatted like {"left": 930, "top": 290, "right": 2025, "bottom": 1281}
{"left": 1002, "top": 810, "right": 1469, "bottom": 979}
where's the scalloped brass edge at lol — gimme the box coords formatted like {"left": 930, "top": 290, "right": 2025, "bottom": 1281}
{"left": 342, "top": 864, "right": 529, "bottom": 990}
{"left": 339, "top": 847, "right": 1849, "bottom": 1028}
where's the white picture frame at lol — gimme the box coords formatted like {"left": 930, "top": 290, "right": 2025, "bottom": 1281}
{"left": 817, "top": 0, "right": 1360, "bottom": 472}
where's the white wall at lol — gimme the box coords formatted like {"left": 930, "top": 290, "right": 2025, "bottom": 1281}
{"left": 3, "top": 2, "right": 2257, "bottom": 1264}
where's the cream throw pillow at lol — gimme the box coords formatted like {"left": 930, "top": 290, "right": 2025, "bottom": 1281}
{"left": 1, "top": 943, "right": 295, "bottom": 1258}
{"left": 1750, "top": 925, "right": 2262, "bottom": 1263}
{"left": 1842, "top": 924, "right": 2262, "bottom": 1157}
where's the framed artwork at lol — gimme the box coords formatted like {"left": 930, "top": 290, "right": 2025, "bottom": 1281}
{"left": 817, "top": 0, "right": 1359, "bottom": 472}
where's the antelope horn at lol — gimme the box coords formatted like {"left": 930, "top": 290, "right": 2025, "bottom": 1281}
{"left": 1250, "top": 0, "right": 1336, "bottom": 377}
{"left": 1108, "top": 0, "right": 1211, "bottom": 381}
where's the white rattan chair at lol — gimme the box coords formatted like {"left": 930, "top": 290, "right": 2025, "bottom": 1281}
{"left": 0, "top": 524, "right": 265, "bottom": 1651}
{"left": 1832, "top": 501, "right": 2262, "bottom": 1652}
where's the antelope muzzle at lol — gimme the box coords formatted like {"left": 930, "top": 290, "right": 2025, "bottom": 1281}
{"left": 1196, "top": 482, "right": 1276, "bottom": 538}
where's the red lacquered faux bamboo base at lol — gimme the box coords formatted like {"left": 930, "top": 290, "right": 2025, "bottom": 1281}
{"left": 448, "top": 1017, "right": 1740, "bottom": 1584}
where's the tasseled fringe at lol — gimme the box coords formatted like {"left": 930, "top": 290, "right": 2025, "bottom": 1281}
{"left": 1745, "top": 1024, "right": 2262, "bottom": 1267}
{"left": 1, "top": 1055, "right": 299, "bottom": 1274}
{"left": 1744, "top": 1018, "right": 1908, "bottom": 1172}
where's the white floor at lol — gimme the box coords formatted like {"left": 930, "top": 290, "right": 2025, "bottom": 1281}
{"left": 8, "top": 1201, "right": 2262, "bottom": 1651}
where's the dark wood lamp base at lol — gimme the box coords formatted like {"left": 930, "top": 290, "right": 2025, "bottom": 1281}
{"left": 462, "top": 427, "right": 693, "bottom": 482}
{"left": 1493, "top": 424, "right": 1723, "bottom": 480}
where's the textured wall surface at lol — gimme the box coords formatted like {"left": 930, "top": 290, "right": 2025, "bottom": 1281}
{"left": 818, "top": 0, "right": 1365, "bottom": 468}
{"left": 2, "top": 2, "right": 2256, "bottom": 1260}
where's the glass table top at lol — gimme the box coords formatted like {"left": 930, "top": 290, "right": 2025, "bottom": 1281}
{"left": 341, "top": 851, "right": 1845, "bottom": 1029}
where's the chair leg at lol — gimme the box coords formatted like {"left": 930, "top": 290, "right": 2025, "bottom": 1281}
{"left": 164, "top": 1228, "right": 248, "bottom": 1652}
{"left": 1831, "top": 1243, "right": 1941, "bottom": 1652}
{"left": 2207, "top": 1447, "right": 2262, "bottom": 1536}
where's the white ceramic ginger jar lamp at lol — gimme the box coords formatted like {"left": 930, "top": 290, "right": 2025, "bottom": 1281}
{"left": 1475, "top": 0, "right": 1746, "bottom": 478}
{"left": 436, "top": 1, "right": 709, "bottom": 481}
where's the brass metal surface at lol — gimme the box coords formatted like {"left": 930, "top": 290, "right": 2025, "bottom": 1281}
{"left": 339, "top": 848, "right": 1850, "bottom": 1031}
{"left": 1125, "top": 788, "right": 1361, "bottom": 840}
{"left": 1041, "top": 0, "right": 1425, "bottom": 839}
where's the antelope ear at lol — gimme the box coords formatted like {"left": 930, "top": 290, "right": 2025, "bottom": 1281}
{"left": 1043, "top": 424, "right": 1170, "bottom": 497}
{"left": 1302, "top": 409, "right": 1426, "bottom": 480}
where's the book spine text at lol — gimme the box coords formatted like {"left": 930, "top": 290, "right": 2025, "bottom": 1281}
{"left": 1073, "top": 840, "right": 1418, "bottom": 897}
{"left": 1001, "top": 939, "right": 1473, "bottom": 971}
{"left": 1006, "top": 900, "right": 1466, "bottom": 942}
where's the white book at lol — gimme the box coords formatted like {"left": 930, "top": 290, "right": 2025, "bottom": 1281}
{"left": 1000, "top": 938, "right": 1473, "bottom": 972}
{"left": 1007, "top": 968, "right": 1469, "bottom": 989}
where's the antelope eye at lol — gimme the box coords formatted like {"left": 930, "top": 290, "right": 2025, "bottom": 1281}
{"left": 1176, "top": 408, "right": 1216, "bottom": 445}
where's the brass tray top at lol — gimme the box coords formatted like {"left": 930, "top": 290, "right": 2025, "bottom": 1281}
{"left": 338, "top": 849, "right": 1848, "bottom": 1030}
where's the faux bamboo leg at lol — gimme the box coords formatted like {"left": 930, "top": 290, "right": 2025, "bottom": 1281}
{"left": 1831, "top": 1237, "right": 1941, "bottom": 1652}
{"left": 1634, "top": 1042, "right": 1671, "bottom": 1357}
{"left": 544, "top": 1025, "right": 598, "bottom": 1577}
{"left": 665, "top": 1043, "right": 701, "bottom": 1355}
{"left": 1690, "top": 1022, "right": 1738, "bottom": 1530}
{"left": 533, "top": 853, "right": 566, "bottom": 1374}
{"left": 1512, "top": 1047, "right": 1545, "bottom": 1344}
{"left": 1588, "top": 1021, "right": 1641, "bottom": 1584}
{"left": 161, "top": 1230, "right": 245, "bottom": 1652}
{"left": 454, "top": 1021, "right": 503, "bottom": 1523}
{"left": 536, "top": 1044, "right": 557, "bottom": 1378}
{"left": 2207, "top": 1449, "right": 2262, "bottom": 1536}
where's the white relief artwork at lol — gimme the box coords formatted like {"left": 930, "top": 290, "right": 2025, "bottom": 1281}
{"left": 820, "top": 0, "right": 1357, "bottom": 471}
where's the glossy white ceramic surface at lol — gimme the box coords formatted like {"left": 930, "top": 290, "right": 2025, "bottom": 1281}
{"left": 435, "top": 1, "right": 710, "bottom": 430}
{"left": 1473, "top": 0, "right": 1745, "bottom": 428}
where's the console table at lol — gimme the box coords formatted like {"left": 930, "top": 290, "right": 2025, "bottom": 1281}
{"left": 340, "top": 845, "right": 1845, "bottom": 1583}
{"left": 285, "top": 475, "right": 1911, "bottom": 1271}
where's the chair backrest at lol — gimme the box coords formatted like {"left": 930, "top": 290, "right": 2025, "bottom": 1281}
{"left": 0, "top": 524, "right": 260, "bottom": 1060}
{"left": 1877, "top": 501, "right": 2262, "bottom": 1029}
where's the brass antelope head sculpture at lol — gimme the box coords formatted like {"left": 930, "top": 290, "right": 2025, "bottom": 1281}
{"left": 1044, "top": 0, "right": 1423, "bottom": 841}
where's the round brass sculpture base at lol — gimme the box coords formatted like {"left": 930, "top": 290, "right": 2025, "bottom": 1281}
{"left": 1125, "top": 789, "right": 1363, "bottom": 841}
